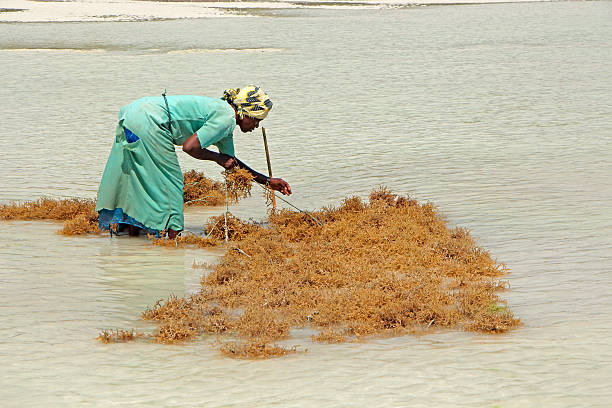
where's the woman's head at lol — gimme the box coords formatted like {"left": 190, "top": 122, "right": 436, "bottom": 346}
{"left": 222, "top": 85, "right": 273, "bottom": 132}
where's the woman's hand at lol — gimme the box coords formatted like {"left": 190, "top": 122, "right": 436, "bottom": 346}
{"left": 269, "top": 178, "right": 292, "bottom": 195}
{"left": 216, "top": 154, "right": 237, "bottom": 170}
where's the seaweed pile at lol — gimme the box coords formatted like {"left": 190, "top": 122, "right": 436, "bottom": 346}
{"left": 140, "top": 188, "right": 521, "bottom": 358}
{"left": 151, "top": 213, "right": 261, "bottom": 248}
{"left": 0, "top": 197, "right": 99, "bottom": 235}
{"left": 1, "top": 179, "right": 520, "bottom": 357}
{"left": 0, "top": 169, "right": 252, "bottom": 235}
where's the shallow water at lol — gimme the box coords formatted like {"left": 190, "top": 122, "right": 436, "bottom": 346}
{"left": 1, "top": 2, "right": 612, "bottom": 407}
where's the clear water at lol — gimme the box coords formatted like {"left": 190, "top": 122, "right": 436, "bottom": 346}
{"left": 1, "top": 2, "right": 611, "bottom": 406}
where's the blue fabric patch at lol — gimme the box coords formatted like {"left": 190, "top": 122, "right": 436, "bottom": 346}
{"left": 124, "top": 127, "right": 140, "bottom": 143}
{"left": 98, "top": 208, "right": 159, "bottom": 237}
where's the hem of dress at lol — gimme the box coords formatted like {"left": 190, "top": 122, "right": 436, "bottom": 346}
{"left": 98, "top": 208, "right": 160, "bottom": 238}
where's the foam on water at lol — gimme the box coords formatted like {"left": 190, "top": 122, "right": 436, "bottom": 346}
{"left": 0, "top": 47, "right": 283, "bottom": 54}
{"left": 166, "top": 47, "right": 284, "bottom": 54}
{"left": 0, "top": 48, "right": 108, "bottom": 53}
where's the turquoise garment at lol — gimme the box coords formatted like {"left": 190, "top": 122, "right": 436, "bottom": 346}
{"left": 95, "top": 95, "right": 236, "bottom": 232}
{"left": 98, "top": 208, "right": 160, "bottom": 237}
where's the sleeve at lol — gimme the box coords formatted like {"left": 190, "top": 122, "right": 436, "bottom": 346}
{"left": 213, "top": 135, "right": 235, "bottom": 157}
{"left": 195, "top": 108, "right": 235, "bottom": 153}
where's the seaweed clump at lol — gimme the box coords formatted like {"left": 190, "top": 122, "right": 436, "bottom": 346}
{"left": 0, "top": 169, "right": 254, "bottom": 235}
{"left": 151, "top": 233, "right": 220, "bottom": 248}
{"left": 183, "top": 168, "right": 254, "bottom": 206}
{"left": 219, "top": 341, "right": 299, "bottom": 359}
{"left": 203, "top": 213, "right": 261, "bottom": 241}
{"left": 0, "top": 197, "right": 96, "bottom": 221}
{"left": 223, "top": 168, "right": 255, "bottom": 203}
{"left": 183, "top": 170, "right": 225, "bottom": 206}
{"left": 96, "top": 329, "right": 144, "bottom": 343}
{"left": 142, "top": 187, "right": 521, "bottom": 358}
{"left": 151, "top": 213, "right": 261, "bottom": 248}
{"left": 0, "top": 197, "right": 100, "bottom": 235}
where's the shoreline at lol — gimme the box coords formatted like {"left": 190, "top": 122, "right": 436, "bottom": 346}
{"left": 1, "top": 0, "right": 562, "bottom": 23}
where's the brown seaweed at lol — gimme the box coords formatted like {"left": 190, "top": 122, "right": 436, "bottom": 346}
{"left": 183, "top": 170, "right": 225, "bottom": 206}
{"left": 218, "top": 341, "right": 300, "bottom": 359}
{"left": 184, "top": 168, "right": 253, "bottom": 206}
{"left": 0, "top": 170, "right": 251, "bottom": 236}
{"left": 203, "top": 213, "right": 261, "bottom": 241}
{"left": 151, "top": 234, "right": 220, "bottom": 248}
{"left": 96, "top": 329, "right": 144, "bottom": 343}
{"left": 142, "top": 188, "right": 521, "bottom": 358}
{"left": 0, "top": 197, "right": 96, "bottom": 221}
{"left": 223, "top": 168, "right": 255, "bottom": 203}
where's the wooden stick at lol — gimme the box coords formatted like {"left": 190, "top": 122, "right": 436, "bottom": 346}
{"left": 261, "top": 127, "right": 276, "bottom": 210}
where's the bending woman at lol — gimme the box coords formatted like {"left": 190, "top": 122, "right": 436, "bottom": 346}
{"left": 95, "top": 86, "right": 291, "bottom": 239}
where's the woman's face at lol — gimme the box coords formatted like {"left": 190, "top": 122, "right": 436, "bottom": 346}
{"left": 237, "top": 115, "right": 261, "bottom": 133}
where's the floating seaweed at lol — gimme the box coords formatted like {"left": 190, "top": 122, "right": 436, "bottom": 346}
{"left": 0, "top": 197, "right": 97, "bottom": 221}
{"left": 218, "top": 341, "right": 300, "bottom": 359}
{"left": 59, "top": 211, "right": 101, "bottom": 235}
{"left": 151, "top": 234, "right": 220, "bottom": 248}
{"left": 204, "top": 213, "right": 261, "bottom": 241}
{"left": 142, "top": 188, "right": 521, "bottom": 358}
{"left": 183, "top": 170, "right": 225, "bottom": 206}
{"left": 142, "top": 295, "right": 231, "bottom": 342}
{"left": 150, "top": 213, "right": 260, "bottom": 249}
{"left": 0, "top": 197, "right": 100, "bottom": 236}
{"left": 1, "top": 184, "right": 521, "bottom": 357}
{"left": 96, "top": 329, "right": 144, "bottom": 343}
{"left": 0, "top": 170, "right": 252, "bottom": 236}
{"left": 312, "top": 329, "right": 346, "bottom": 344}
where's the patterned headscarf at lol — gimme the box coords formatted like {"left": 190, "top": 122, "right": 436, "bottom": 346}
{"left": 222, "top": 85, "right": 273, "bottom": 120}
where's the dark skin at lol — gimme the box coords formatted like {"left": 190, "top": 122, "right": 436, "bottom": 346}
{"left": 131, "top": 103, "right": 291, "bottom": 240}
{"left": 161, "top": 103, "right": 291, "bottom": 240}
{"left": 129, "top": 102, "right": 291, "bottom": 239}
{"left": 182, "top": 102, "right": 292, "bottom": 195}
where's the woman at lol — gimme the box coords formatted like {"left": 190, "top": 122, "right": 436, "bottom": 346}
{"left": 95, "top": 86, "right": 291, "bottom": 239}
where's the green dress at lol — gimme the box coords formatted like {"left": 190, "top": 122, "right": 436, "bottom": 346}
{"left": 96, "top": 95, "right": 236, "bottom": 234}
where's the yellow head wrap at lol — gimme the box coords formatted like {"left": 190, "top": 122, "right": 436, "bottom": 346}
{"left": 222, "top": 85, "right": 273, "bottom": 120}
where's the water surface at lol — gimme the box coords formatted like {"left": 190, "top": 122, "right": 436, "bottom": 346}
{"left": 1, "top": 2, "right": 611, "bottom": 406}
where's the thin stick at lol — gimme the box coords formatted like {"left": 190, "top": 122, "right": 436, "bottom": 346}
{"left": 224, "top": 175, "right": 229, "bottom": 244}
{"left": 261, "top": 127, "right": 276, "bottom": 210}
{"left": 255, "top": 183, "right": 323, "bottom": 226}
{"left": 205, "top": 217, "right": 222, "bottom": 238}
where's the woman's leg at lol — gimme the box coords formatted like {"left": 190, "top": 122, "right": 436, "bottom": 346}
{"left": 129, "top": 225, "right": 141, "bottom": 236}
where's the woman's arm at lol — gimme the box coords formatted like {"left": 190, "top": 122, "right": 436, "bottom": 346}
{"left": 182, "top": 133, "right": 225, "bottom": 163}
{"left": 182, "top": 134, "right": 292, "bottom": 195}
